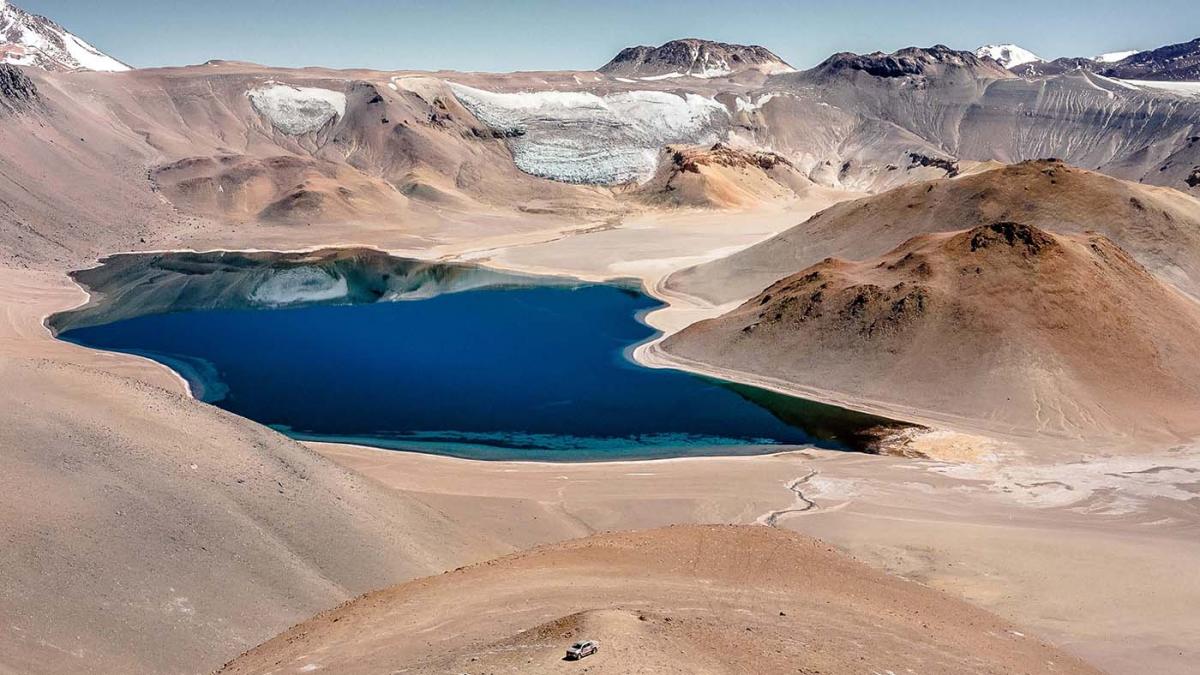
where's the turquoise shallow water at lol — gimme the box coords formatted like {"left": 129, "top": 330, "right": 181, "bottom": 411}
{"left": 59, "top": 282, "right": 896, "bottom": 461}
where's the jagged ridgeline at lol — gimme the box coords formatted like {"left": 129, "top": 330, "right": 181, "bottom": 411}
{"left": 49, "top": 249, "right": 587, "bottom": 333}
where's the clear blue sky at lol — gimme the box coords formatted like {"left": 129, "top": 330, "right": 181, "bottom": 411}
{"left": 21, "top": 0, "right": 1200, "bottom": 72}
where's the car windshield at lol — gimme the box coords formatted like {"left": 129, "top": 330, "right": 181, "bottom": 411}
{"left": 571, "top": 642, "right": 585, "bottom": 648}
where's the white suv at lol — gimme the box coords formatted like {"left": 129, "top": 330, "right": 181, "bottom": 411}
{"left": 565, "top": 639, "right": 599, "bottom": 660}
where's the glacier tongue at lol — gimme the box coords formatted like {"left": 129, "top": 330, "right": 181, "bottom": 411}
{"left": 448, "top": 83, "right": 730, "bottom": 184}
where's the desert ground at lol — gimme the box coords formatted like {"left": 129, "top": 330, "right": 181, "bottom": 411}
{"left": 4, "top": 195, "right": 1199, "bottom": 674}
{"left": 218, "top": 525, "right": 1100, "bottom": 675}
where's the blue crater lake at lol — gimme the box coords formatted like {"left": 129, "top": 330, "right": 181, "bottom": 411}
{"left": 58, "top": 261, "right": 901, "bottom": 461}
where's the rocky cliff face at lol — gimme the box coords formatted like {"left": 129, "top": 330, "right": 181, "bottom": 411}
{"left": 599, "top": 38, "right": 794, "bottom": 78}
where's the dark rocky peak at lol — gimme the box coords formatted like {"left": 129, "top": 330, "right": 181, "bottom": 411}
{"left": 599, "top": 38, "right": 794, "bottom": 78}
{"left": 807, "top": 45, "right": 1013, "bottom": 80}
{"left": 1103, "top": 37, "right": 1200, "bottom": 81}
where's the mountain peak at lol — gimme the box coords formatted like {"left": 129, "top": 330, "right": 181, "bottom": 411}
{"left": 599, "top": 38, "right": 794, "bottom": 78}
{"left": 0, "top": 0, "right": 129, "bottom": 72}
{"left": 974, "top": 44, "right": 1043, "bottom": 69}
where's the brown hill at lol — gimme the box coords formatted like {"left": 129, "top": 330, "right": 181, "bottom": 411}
{"left": 667, "top": 161, "right": 1200, "bottom": 305}
{"left": 219, "top": 525, "right": 1097, "bottom": 675}
{"left": 663, "top": 223, "right": 1200, "bottom": 446}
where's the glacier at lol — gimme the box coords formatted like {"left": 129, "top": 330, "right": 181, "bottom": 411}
{"left": 247, "top": 83, "right": 347, "bottom": 135}
{"left": 448, "top": 83, "right": 730, "bottom": 184}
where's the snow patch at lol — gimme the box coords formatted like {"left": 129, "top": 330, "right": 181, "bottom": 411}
{"left": 250, "top": 267, "right": 349, "bottom": 306}
{"left": 448, "top": 83, "right": 730, "bottom": 184}
{"left": 1095, "top": 50, "right": 1139, "bottom": 64}
{"left": 1120, "top": 80, "right": 1200, "bottom": 98}
{"left": 639, "top": 72, "right": 685, "bottom": 81}
{"left": 247, "top": 83, "right": 346, "bottom": 135}
{"left": 735, "top": 93, "right": 783, "bottom": 113}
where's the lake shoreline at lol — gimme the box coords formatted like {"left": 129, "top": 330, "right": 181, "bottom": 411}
{"left": 54, "top": 253, "right": 911, "bottom": 461}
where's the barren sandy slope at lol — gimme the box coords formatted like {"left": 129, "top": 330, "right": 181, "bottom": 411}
{"left": 219, "top": 525, "right": 1098, "bottom": 675}
{"left": 0, "top": 270, "right": 508, "bottom": 674}
{"left": 315, "top": 443, "right": 1200, "bottom": 675}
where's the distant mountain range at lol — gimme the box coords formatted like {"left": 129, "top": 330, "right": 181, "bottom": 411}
{"left": 978, "top": 37, "right": 1200, "bottom": 81}
{"left": 2, "top": 0, "right": 1197, "bottom": 85}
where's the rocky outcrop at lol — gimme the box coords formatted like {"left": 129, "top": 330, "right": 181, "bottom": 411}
{"left": 907, "top": 152, "right": 958, "bottom": 177}
{"left": 0, "top": 62, "right": 36, "bottom": 112}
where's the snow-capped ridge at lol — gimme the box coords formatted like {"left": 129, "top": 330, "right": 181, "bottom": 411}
{"left": 0, "top": 0, "right": 129, "bottom": 72}
{"left": 974, "top": 44, "right": 1043, "bottom": 69}
{"left": 1095, "top": 50, "right": 1138, "bottom": 64}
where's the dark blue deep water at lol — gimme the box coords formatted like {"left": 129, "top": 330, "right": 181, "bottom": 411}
{"left": 60, "top": 284, "right": 892, "bottom": 460}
